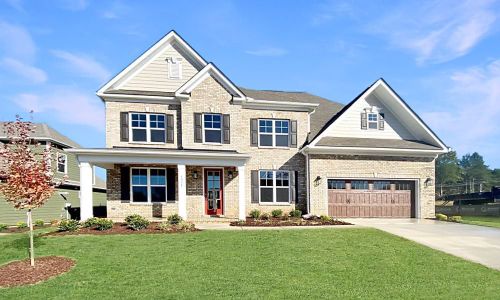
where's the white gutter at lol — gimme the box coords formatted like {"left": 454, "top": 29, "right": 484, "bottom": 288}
{"left": 66, "top": 148, "right": 251, "bottom": 160}
{"left": 302, "top": 145, "right": 446, "bottom": 157}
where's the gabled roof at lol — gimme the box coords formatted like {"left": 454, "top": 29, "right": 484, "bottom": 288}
{"left": 175, "top": 63, "right": 245, "bottom": 100}
{"left": 306, "top": 78, "right": 448, "bottom": 152}
{"left": 97, "top": 30, "right": 208, "bottom": 97}
{"left": 0, "top": 122, "right": 81, "bottom": 148}
{"left": 316, "top": 137, "right": 442, "bottom": 151}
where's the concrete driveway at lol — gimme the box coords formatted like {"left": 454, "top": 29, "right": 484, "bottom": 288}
{"left": 342, "top": 218, "right": 500, "bottom": 271}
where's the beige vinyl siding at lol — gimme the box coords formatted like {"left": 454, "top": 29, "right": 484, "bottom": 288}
{"left": 323, "top": 93, "right": 415, "bottom": 140}
{"left": 0, "top": 188, "right": 106, "bottom": 225}
{"left": 120, "top": 43, "right": 201, "bottom": 92}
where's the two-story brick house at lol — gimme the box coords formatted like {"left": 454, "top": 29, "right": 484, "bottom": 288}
{"left": 68, "top": 31, "right": 448, "bottom": 222}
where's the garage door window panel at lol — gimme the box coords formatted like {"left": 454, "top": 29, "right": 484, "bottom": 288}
{"left": 351, "top": 180, "right": 369, "bottom": 190}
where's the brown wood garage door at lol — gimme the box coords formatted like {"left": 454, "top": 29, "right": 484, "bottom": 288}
{"left": 327, "top": 180, "right": 414, "bottom": 218}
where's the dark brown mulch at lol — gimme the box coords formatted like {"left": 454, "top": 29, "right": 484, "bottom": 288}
{"left": 43, "top": 222, "right": 200, "bottom": 236}
{"left": 0, "top": 256, "right": 75, "bottom": 288}
{"left": 1, "top": 225, "right": 52, "bottom": 234}
{"left": 230, "top": 217, "right": 352, "bottom": 227}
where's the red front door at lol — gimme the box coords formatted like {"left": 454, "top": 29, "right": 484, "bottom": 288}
{"left": 205, "top": 169, "right": 223, "bottom": 215}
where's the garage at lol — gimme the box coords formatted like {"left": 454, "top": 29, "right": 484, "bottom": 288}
{"left": 327, "top": 179, "right": 416, "bottom": 218}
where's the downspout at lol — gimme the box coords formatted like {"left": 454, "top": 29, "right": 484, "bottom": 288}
{"left": 305, "top": 152, "right": 311, "bottom": 214}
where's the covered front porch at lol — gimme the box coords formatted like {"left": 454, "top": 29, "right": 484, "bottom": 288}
{"left": 66, "top": 148, "right": 250, "bottom": 221}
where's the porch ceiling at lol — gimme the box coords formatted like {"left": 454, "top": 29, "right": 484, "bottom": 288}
{"left": 65, "top": 147, "right": 250, "bottom": 169}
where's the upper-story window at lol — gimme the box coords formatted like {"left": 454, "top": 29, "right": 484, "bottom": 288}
{"left": 167, "top": 57, "right": 182, "bottom": 79}
{"left": 258, "top": 119, "right": 289, "bottom": 147}
{"left": 361, "top": 110, "right": 384, "bottom": 131}
{"left": 367, "top": 113, "right": 378, "bottom": 129}
{"left": 57, "top": 153, "right": 67, "bottom": 174}
{"left": 130, "top": 113, "right": 166, "bottom": 143}
{"left": 203, "top": 113, "right": 222, "bottom": 143}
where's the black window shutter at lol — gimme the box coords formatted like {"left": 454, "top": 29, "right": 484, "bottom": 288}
{"left": 251, "top": 170, "right": 259, "bottom": 203}
{"left": 166, "top": 114, "right": 174, "bottom": 143}
{"left": 378, "top": 113, "right": 385, "bottom": 130}
{"left": 120, "top": 166, "right": 130, "bottom": 201}
{"left": 289, "top": 120, "right": 297, "bottom": 148}
{"left": 166, "top": 168, "right": 176, "bottom": 202}
{"left": 361, "top": 112, "right": 367, "bottom": 130}
{"left": 120, "top": 112, "right": 129, "bottom": 142}
{"left": 222, "top": 114, "right": 230, "bottom": 144}
{"left": 290, "top": 171, "right": 297, "bottom": 203}
{"left": 194, "top": 113, "right": 202, "bottom": 143}
{"left": 250, "top": 119, "right": 258, "bottom": 147}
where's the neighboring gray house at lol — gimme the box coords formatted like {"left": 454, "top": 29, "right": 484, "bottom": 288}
{"left": 0, "top": 123, "right": 106, "bottom": 224}
{"left": 68, "top": 31, "right": 447, "bottom": 222}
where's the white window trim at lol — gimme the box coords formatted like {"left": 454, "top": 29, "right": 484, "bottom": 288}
{"left": 367, "top": 113, "right": 378, "bottom": 130}
{"left": 258, "top": 170, "right": 291, "bottom": 204}
{"left": 57, "top": 153, "right": 67, "bottom": 174}
{"left": 167, "top": 57, "right": 183, "bottom": 79}
{"left": 130, "top": 167, "right": 167, "bottom": 203}
{"left": 202, "top": 113, "right": 222, "bottom": 145}
{"left": 129, "top": 112, "right": 166, "bottom": 144}
{"left": 257, "top": 119, "right": 290, "bottom": 149}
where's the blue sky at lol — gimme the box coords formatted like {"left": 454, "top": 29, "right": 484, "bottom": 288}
{"left": 0, "top": 0, "right": 499, "bottom": 169}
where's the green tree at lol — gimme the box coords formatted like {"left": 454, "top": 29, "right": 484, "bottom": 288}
{"left": 460, "top": 152, "right": 492, "bottom": 190}
{"left": 436, "top": 151, "right": 462, "bottom": 184}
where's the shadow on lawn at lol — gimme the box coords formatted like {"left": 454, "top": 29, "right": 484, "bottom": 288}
{"left": 5, "top": 233, "right": 47, "bottom": 256}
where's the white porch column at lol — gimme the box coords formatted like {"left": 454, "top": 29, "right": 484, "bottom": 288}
{"left": 177, "top": 164, "right": 187, "bottom": 219}
{"left": 238, "top": 165, "right": 246, "bottom": 221}
{"left": 79, "top": 162, "right": 93, "bottom": 221}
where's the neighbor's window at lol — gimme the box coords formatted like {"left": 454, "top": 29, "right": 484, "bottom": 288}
{"left": 373, "top": 181, "right": 391, "bottom": 190}
{"left": 328, "top": 180, "right": 346, "bottom": 189}
{"left": 367, "top": 113, "right": 378, "bottom": 129}
{"left": 203, "top": 113, "right": 222, "bottom": 143}
{"left": 259, "top": 170, "right": 290, "bottom": 203}
{"left": 131, "top": 168, "right": 166, "bottom": 203}
{"left": 57, "top": 153, "right": 67, "bottom": 173}
{"left": 130, "top": 113, "right": 165, "bottom": 143}
{"left": 258, "top": 119, "right": 289, "bottom": 147}
{"left": 351, "top": 180, "right": 369, "bottom": 190}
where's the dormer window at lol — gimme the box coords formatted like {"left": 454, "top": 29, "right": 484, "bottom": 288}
{"left": 361, "top": 110, "right": 385, "bottom": 131}
{"left": 367, "top": 113, "right": 378, "bottom": 129}
{"left": 167, "top": 57, "right": 182, "bottom": 79}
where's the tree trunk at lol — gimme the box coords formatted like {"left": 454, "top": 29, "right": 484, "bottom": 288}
{"left": 27, "top": 209, "right": 35, "bottom": 267}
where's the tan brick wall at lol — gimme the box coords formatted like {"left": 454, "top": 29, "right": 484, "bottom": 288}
{"left": 308, "top": 154, "right": 436, "bottom": 218}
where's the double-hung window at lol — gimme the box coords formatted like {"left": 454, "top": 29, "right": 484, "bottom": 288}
{"left": 258, "top": 119, "right": 289, "bottom": 147}
{"left": 131, "top": 168, "right": 167, "bottom": 203}
{"left": 130, "top": 113, "right": 166, "bottom": 143}
{"left": 367, "top": 113, "right": 378, "bottom": 129}
{"left": 203, "top": 113, "right": 222, "bottom": 143}
{"left": 57, "top": 153, "right": 67, "bottom": 173}
{"left": 259, "top": 170, "right": 290, "bottom": 203}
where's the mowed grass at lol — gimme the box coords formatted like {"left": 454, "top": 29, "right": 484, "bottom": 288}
{"left": 461, "top": 216, "right": 500, "bottom": 228}
{"left": 1, "top": 228, "right": 500, "bottom": 299}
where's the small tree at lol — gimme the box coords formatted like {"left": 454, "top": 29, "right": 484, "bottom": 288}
{"left": 0, "top": 116, "right": 58, "bottom": 266}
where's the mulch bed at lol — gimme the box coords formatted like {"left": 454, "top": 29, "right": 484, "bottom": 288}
{"left": 230, "top": 217, "right": 352, "bottom": 227}
{"left": 1, "top": 225, "right": 52, "bottom": 234}
{"left": 0, "top": 256, "right": 75, "bottom": 288}
{"left": 43, "top": 222, "right": 200, "bottom": 236}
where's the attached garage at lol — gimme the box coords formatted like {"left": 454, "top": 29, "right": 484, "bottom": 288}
{"left": 327, "top": 179, "right": 416, "bottom": 218}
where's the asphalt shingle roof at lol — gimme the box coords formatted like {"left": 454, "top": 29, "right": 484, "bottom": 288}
{"left": 0, "top": 122, "right": 81, "bottom": 148}
{"left": 315, "top": 137, "right": 442, "bottom": 150}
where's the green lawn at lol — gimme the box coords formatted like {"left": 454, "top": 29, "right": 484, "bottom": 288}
{"left": 461, "top": 216, "right": 500, "bottom": 228}
{"left": 1, "top": 228, "right": 500, "bottom": 299}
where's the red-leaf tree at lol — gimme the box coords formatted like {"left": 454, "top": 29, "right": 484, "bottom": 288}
{"left": 0, "top": 116, "right": 59, "bottom": 266}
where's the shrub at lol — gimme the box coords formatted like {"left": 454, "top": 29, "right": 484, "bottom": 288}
{"left": 249, "top": 209, "right": 261, "bottom": 220}
{"left": 34, "top": 220, "right": 45, "bottom": 227}
{"left": 178, "top": 221, "right": 195, "bottom": 232}
{"left": 271, "top": 209, "right": 283, "bottom": 218}
{"left": 449, "top": 216, "right": 462, "bottom": 223}
{"left": 82, "top": 217, "right": 100, "bottom": 228}
{"left": 125, "top": 214, "right": 150, "bottom": 231}
{"left": 435, "top": 213, "right": 448, "bottom": 221}
{"left": 95, "top": 218, "right": 114, "bottom": 231}
{"left": 260, "top": 213, "right": 271, "bottom": 220}
{"left": 289, "top": 209, "right": 302, "bottom": 218}
{"left": 16, "top": 221, "right": 28, "bottom": 229}
{"left": 0, "top": 224, "right": 7, "bottom": 231}
{"left": 167, "top": 213, "right": 183, "bottom": 225}
{"left": 320, "top": 215, "right": 332, "bottom": 222}
{"left": 58, "top": 219, "right": 80, "bottom": 232}
{"left": 157, "top": 221, "right": 174, "bottom": 232}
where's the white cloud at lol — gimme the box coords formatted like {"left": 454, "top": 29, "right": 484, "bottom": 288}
{"left": 101, "top": 1, "right": 130, "bottom": 19}
{"left": 245, "top": 47, "right": 287, "bottom": 57}
{"left": 58, "top": 0, "right": 88, "bottom": 11}
{"left": 0, "top": 21, "right": 36, "bottom": 61}
{"left": 369, "top": 0, "right": 497, "bottom": 64}
{"left": 421, "top": 60, "right": 500, "bottom": 157}
{"left": 13, "top": 87, "right": 104, "bottom": 131}
{"left": 311, "top": 1, "right": 353, "bottom": 26}
{"left": 51, "top": 50, "right": 110, "bottom": 82}
{"left": 0, "top": 57, "right": 47, "bottom": 84}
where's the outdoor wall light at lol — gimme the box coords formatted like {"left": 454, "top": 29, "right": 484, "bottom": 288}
{"left": 192, "top": 171, "right": 198, "bottom": 179}
{"left": 425, "top": 177, "right": 434, "bottom": 187}
{"left": 228, "top": 170, "right": 234, "bottom": 179}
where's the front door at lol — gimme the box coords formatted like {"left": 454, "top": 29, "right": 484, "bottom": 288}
{"left": 204, "top": 169, "right": 223, "bottom": 215}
